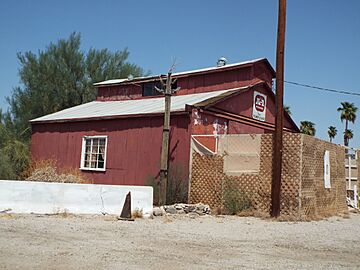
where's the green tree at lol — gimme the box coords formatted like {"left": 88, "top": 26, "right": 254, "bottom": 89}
{"left": 344, "top": 129, "right": 354, "bottom": 145}
{"left": 0, "top": 110, "right": 15, "bottom": 179}
{"left": 2, "top": 32, "right": 146, "bottom": 179}
{"left": 7, "top": 32, "right": 146, "bottom": 140}
{"left": 0, "top": 109, "right": 27, "bottom": 179}
{"left": 337, "top": 102, "right": 357, "bottom": 146}
{"left": 284, "top": 105, "right": 291, "bottom": 116}
{"left": 327, "top": 126, "right": 337, "bottom": 143}
{"left": 300, "top": 121, "right": 316, "bottom": 136}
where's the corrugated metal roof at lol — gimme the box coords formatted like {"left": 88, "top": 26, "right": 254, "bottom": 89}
{"left": 30, "top": 87, "right": 249, "bottom": 123}
{"left": 93, "top": 58, "right": 267, "bottom": 87}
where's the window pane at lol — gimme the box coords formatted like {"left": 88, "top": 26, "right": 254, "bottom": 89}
{"left": 143, "top": 83, "right": 154, "bottom": 96}
{"left": 142, "top": 82, "right": 163, "bottom": 97}
{"left": 99, "top": 145, "right": 105, "bottom": 155}
{"left": 90, "top": 161, "right": 96, "bottom": 168}
{"left": 142, "top": 81, "right": 177, "bottom": 97}
{"left": 99, "top": 138, "right": 105, "bottom": 146}
{"left": 93, "top": 138, "right": 99, "bottom": 146}
{"left": 98, "top": 161, "right": 104, "bottom": 168}
{"left": 98, "top": 152, "right": 104, "bottom": 162}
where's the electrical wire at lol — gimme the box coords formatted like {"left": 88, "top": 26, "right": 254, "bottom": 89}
{"left": 283, "top": 80, "right": 360, "bottom": 97}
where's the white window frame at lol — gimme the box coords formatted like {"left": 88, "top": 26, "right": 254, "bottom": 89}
{"left": 80, "top": 135, "right": 108, "bottom": 172}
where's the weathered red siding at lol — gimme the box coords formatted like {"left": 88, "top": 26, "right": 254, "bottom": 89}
{"left": 227, "top": 121, "right": 265, "bottom": 134}
{"left": 213, "top": 85, "right": 295, "bottom": 130}
{"left": 95, "top": 61, "right": 274, "bottom": 101}
{"left": 191, "top": 110, "right": 228, "bottom": 136}
{"left": 96, "top": 84, "right": 142, "bottom": 101}
{"left": 253, "top": 61, "right": 274, "bottom": 88}
{"left": 188, "top": 84, "right": 297, "bottom": 138}
{"left": 31, "top": 115, "right": 191, "bottom": 186}
{"left": 176, "top": 67, "right": 258, "bottom": 95}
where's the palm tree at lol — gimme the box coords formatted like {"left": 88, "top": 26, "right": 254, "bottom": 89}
{"left": 284, "top": 105, "right": 291, "bottom": 116}
{"left": 300, "top": 121, "right": 316, "bottom": 136}
{"left": 337, "top": 102, "right": 357, "bottom": 146}
{"left": 327, "top": 126, "right": 337, "bottom": 142}
{"left": 344, "top": 129, "right": 354, "bottom": 146}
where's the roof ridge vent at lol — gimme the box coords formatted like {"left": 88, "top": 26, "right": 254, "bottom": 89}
{"left": 217, "top": 57, "right": 227, "bottom": 67}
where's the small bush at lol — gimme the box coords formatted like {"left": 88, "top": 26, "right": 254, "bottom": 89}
{"left": 0, "top": 139, "right": 29, "bottom": 179}
{"left": 132, "top": 208, "right": 143, "bottom": 219}
{"left": 166, "top": 164, "right": 188, "bottom": 205}
{"left": 214, "top": 206, "right": 224, "bottom": 216}
{"left": 223, "top": 178, "right": 252, "bottom": 215}
{"left": 25, "top": 159, "right": 90, "bottom": 184}
{"left": 0, "top": 151, "right": 16, "bottom": 179}
{"left": 146, "top": 164, "right": 188, "bottom": 206}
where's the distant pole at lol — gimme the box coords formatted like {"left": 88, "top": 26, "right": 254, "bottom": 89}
{"left": 271, "top": 0, "right": 286, "bottom": 218}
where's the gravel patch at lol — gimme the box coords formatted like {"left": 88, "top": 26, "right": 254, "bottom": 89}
{"left": 0, "top": 213, "right": 360, "bottom": 269}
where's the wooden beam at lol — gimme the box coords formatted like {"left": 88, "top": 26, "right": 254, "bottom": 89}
{"left": 204, "top": 108, "right": 295, "bottom": 132}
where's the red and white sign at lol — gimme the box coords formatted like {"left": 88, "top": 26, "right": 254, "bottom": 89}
{"left": 252, "top": 91, "right": 267, "bottom": 122}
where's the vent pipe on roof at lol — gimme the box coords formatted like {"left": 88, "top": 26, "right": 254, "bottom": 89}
{"left": 217, "top": 57, "right": 227, "bottom": 67}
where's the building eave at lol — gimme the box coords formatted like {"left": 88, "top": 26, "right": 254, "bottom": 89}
{"left": 30, "top": 110, "right": 190, "bottom": 125}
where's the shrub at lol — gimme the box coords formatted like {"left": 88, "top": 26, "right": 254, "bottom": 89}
{"left": 25, "top": 159, "right": 90, "bottom": 184}
{"left": 0, "top": 151, "right": 16, "bottom": 179}
{"left": 1, "top": 139, "right": 29, "bottom": 179}
{"left": 222, "top": 178, "right": 252, "bottom": 215}
{"left": 166, "top": 164, "right": 188, "bottom": 205}
{"left": 146, "top": 164, "right": 188, "bottom": 206}
{"left": 132, "top": 208, "right": 143, "bottom": 219}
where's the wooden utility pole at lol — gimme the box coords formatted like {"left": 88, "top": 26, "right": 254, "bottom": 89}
{"left": 271, "top": 0, "right": 286, "bottom": 218}
{"left": 158, "top": 64, "right": 179, "bottom": 205}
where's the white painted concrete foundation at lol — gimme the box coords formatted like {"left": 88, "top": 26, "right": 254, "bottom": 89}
{"left": 0, "top": 180, "right": 153, "bottom": 217}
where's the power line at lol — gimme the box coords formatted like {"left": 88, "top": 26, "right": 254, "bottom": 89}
{"left": 284, "top": 80, "right": 360, "bottom": 97}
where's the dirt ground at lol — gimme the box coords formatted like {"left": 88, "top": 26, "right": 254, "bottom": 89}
{"left": 1, "top": 212, "right": 360, "bottom": 270}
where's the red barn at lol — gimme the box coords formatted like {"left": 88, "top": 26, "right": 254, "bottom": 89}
{"left": 30, "top": 58, "right": 299, "bottom": 186}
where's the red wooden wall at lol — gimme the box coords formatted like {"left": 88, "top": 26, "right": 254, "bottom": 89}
{"left": 96, "top": 61, "right": 274, "bottom": 101}
{"left": 31, "top": 115, "right": 191, "bottom": 186}
{"left": 188, "top": 84, "right": 298, "bottom": 151}
{"left": 213, "top": 85, "right": 295, "bottom": 131}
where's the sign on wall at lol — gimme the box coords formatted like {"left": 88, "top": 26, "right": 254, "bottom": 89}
{"left": 324, "top": 150, "right": 331, "bottom": 188}
{"left": 252, "top": 91, "right": 267, "bottom": 122}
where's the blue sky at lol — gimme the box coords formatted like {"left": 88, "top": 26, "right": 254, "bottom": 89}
{"left": 0, "top": 0, "right": 359, "bottom": 146}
